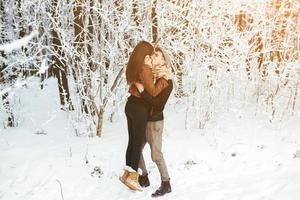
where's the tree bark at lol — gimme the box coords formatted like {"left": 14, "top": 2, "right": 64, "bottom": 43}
{"left": 1, "top": 1, "right": 14, "bottom": 127}
{"left": 51, "top": 0, "right": 74, "bottom": 110}
{"left": 132, "top": 0, "right": 139, "bottom": 27}
{"left": 151, "top": 0, "right": 158, "bottom": 43}
{"left": 96, "top": 107, "right": 104, "bottom": 137}
{"left": 73, "top": 0, "right": 96, "bottom": 115}
{"left": 96, "top": 66, "right": 125, "bottom": 137}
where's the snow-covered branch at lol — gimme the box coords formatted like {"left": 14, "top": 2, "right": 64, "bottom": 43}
{"left": 0, "top": 30, "right": 40, "bottom": 53}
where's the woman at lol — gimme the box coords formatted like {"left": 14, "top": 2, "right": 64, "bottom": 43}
{"left": 119, "top": 41, "right": 169, "bottom": 191}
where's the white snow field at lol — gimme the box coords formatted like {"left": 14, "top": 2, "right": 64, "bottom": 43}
{"left": 1, "top": 78, "right": 300, "bottom": 200}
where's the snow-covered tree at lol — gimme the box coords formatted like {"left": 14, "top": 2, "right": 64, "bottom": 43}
{"left": 1, "top": 0, "right": 299, "bottom": 135}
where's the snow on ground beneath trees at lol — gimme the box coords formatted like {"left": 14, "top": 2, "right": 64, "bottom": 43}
{"left": 0, "top": 30, "right": 39, "bottom": 53}
{"left": 0, "top": 77, "right": 300, "bottom": 200}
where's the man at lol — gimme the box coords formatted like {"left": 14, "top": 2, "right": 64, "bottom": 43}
{"left": 134, "top": 47, "right": 173, "bottom": 197}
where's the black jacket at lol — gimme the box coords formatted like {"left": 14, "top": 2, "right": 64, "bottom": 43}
{"left": 141, "top": 79, "right": 173, "bottom": 121}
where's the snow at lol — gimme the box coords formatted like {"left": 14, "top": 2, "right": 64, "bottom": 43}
{"left": 1, "top": 1, "right": 299, "bottom": 199}
{"left": 0, "top": 30, "right": 39, "bottom": 53}
{"left": 1, "top": 78, "right": 300, "bottom": 200}
{"left": 0, "top": 87, "right": 11, "bottom": 96}
{"left": 37, "top": 58, "right": 49, "bottom": 74}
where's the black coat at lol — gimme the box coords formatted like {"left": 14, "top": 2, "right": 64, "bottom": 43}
{"left": 141, "top": 79, "right": 173, "bottom": 121}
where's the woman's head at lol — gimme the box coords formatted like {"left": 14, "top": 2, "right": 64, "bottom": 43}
{"left": 126, "top": 41, "right": 154, "bottom": 84}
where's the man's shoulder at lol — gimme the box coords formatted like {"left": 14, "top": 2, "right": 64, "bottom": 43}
{"left": 168, "top": 80, "right": 173, "bottom": 90}
{"left": 163, "top": 79, "right": 173, "bottom": 86}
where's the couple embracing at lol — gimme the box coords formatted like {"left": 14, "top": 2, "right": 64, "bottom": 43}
{"left": 119, "top": 41, "right": 173, "bottom": 197}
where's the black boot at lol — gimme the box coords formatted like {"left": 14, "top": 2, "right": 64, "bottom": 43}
{"left": 151, "top": 181, "right": 171, "bottom": 197}
{"left": 138, "top": 174, "right": 150, "bottom": 187}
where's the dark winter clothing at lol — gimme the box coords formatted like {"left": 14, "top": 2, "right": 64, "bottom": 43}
{"left": 125, "top": 95, "right": 149, "bottom": 171}
{"left": 141, "top": 79, "right": 173, "bottom": 121}
{"left": 138, "top": 174, "right": 150, "bottom": 187}
{"left": 151, "top": 181, "right": 172, "bottom": 197}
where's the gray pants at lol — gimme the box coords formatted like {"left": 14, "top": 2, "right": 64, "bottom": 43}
{"left": 138, "top": 120, "right": 170, "bottom": 181}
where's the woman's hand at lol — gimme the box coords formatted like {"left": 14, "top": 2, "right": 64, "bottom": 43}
{"left": 134, "top": 82, "right": 144, "bottom": 93}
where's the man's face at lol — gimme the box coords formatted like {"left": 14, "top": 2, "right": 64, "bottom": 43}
{"left": 151, "top": 50, "right": 165, "bottom": 68}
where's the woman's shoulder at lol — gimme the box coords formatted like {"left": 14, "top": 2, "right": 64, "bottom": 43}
{"left": 140, "top": 64, "right": 153, "bottom": 75}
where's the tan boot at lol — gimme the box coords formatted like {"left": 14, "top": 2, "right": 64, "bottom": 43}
{"left": 119, "top": 169, "right": 129, "bottom": 184}
{"left": 125, "top": 171, "right": 143, "bottom": 192}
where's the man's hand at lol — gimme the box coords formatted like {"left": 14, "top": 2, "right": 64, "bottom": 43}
{"left": 164, "top": 67, "right": 173, "bottom": 80}
{"left": 134, "top": 82, "right": 144, "bottom": 93}
{"left": 154, "top": 65, "right": 173, "bottom": 80}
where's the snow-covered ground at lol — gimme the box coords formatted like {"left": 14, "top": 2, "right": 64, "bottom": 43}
{"left": 1, "top": 78, "right": 300, "bottom": 200}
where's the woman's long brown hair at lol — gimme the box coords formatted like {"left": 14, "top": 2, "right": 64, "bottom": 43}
{"left": 126, "top": 41, "right": 154, "bottom": 84}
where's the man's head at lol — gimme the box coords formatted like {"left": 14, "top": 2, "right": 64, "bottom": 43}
{"left": 150, "top": 47, "right": 167, "bottom": 68}
{"left": 150, "top": 47, "right": 172, "bottom": 80}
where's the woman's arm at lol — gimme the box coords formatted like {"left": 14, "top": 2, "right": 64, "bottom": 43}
{"left": 139, "top": 65, "right": 168, "bottom": 96}
{"left": 135, "top": 80, "right": 173, "bottom": 109}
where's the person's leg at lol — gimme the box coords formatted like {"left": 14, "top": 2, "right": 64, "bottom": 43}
{"left": 138, "top": 143, "right": 150, "bottom": 187}
{"left": 125, "top": 102, "right": 134, "bottom": 167}
{"left": 148, "top": 120, "right": 170, "bottom": 181}
{"left": 147, "top": 120, "right": 171, "bottom": 197}
{"left": 129, "top": 108, "right": 148, "bottom": 171}
{"left": 139, "top": 121, "right": 152, "bottom": 175}
{"left": 138, "top": 122, "right": 151, "bottom": 187}
{"left": 125, "top": 117, "right": 134, "bottom": 166}
{"left": 138, "top": 142, "right": 147, "bottom": 175}
{"left": 120, "top": 102, "right": 134, "bottom": 184}
{"left": 123, "top": 102, "right": 148, "bottom": 191}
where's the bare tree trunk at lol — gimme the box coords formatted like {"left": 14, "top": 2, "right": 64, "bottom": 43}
{"left": 73, "top": 0, "right": 96, "bottom": 115}
{"left": 2, "top": 92, "right": 14, "bottom": 127}
{"left": 151, "top": 0, "right": 158, "bottom": 43}
{"left": 235, "top": 12, "right": 265, "bottom": 81}
{"left": 175, "top": 51, "right": 185, "bottom": 97}
{"left": 167, "top": 1, "right": 190, "bottom": 98}
{"left": 16, "top": 0, "right": 25, "bottom": 38}
{"left": 96, "top": 107, "right": 104, "bottom": 137}
{"left": 51, "top": 0, "right": 74, "bottom": 110}
{"left": 292, "top": 80, "right": 299, "bottom": 111}
{"left": 1, "top": 1, "right": 14, "bottom": 127}
{"left": 132, "top": 0, "right": 139, "bottom": 27}
{"left": 96, "top": 67, "right": 125, "bottom": 137}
